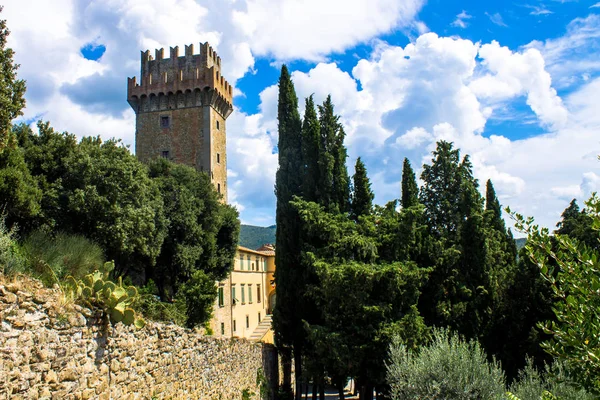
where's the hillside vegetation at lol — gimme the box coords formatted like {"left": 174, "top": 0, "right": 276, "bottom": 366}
{"left": 239, "top": 224, "right": 276, "bottom": 249}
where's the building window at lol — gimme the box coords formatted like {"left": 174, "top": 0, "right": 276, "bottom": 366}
{"left": 160, "top": 116, "right": 170, "bottom": 128}
{"left": 257, "top": 284, "right": 261, "bottom": 303}
{"left": 251, "top": 262, "right": 255, "bottom": 271}
{"left": 264, "top": 259, "right": 267, "bottom": 271}
{"left": 241, "top": 284, "right": 245, "bottom": 304}
{"left": 217, "top": 153, "right": 220, "bottom": 164}
{"left": 161, "top": 150, "right": 169, "bottom": 159}
{"left": 239, "top": 254, "right": 244, "bottom": 270}
{"left": 216, "top": 120, "right": 220, "bottom": 130}
{"left": 258, "top": 313, "right": 261, "bottom": 323}
{"left": 248, "top": 284, "right": 253, "bottom": 303}
{"left": 246, "top": 315, "right": 249, "bottom": 329}
{"left": 247, "top": 255, "right": 251, "bottom": 270}
{"left": 231, "top": 285, "right": 236, "bottom": 305}
{"left": 220, "top": 322, "right": 225, "bottom": 335}
{"left": 233, "top": 320, "right": 236, "bottom": 332}
{"left": 217, "top": 183, "right": 221, "bottom": 194}
{"left": 218, "top": 286, "right": 224, "bottom": 307}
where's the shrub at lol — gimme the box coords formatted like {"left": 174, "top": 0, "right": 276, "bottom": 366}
{"left": 509, "top": 359, "right": 595, "bottom": 400}
{"left": 387, "top": 328, "right": 506, "bottom": 400}
{"left": 0, "top": 216, "right": 25, "bottom": 275}
{"left": 21, "top": 230, "right": 104, "bottom": 285}
{"left": 135, "top": 279, "right": 187, "bottom": 326}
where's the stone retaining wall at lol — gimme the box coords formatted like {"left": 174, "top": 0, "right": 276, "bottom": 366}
{"left": 0, "top": 276, "right": 270, "bottom": 400}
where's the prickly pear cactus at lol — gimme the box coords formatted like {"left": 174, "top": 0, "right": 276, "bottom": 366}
{"left": 63, "top": 261, "right": 145, "bottom": 329}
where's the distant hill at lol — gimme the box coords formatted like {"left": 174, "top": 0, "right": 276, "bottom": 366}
{"left": 238, "top": 224, "right": 528, "bottom": 254}
{"left": 239, "top": 224, "right": 276, "bottom": 250}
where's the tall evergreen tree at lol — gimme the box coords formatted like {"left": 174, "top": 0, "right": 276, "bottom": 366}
{"left": 332, "top": 126, "right": 350, "bottom": 213}
{"left": 485, "top": 179, "right": 506, "bottom": 233}
{"left": 401, "top": 158, "right": 419, "bottom": 209}
{"left": 273, "top": 65, "right": 304, "bottom": 399}
{"left": 317, "top": 95, "right": 338, "bottom": 209}
{"left": 301, "top": 95, "right": 320, "bottom": 202}
{"left": 419, "top": 141, "right": 463, "bottom": 240}
{"left": 0, "top": 7, "right": 26, "bottom": 152}
{"left": 351, "top": 157, "right": 374, "bottom": 221}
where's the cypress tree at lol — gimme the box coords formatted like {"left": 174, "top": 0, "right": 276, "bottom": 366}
{"left": 351, "top": 157, "right": 374, "bottom": 221}
{"left": 485, "top": 179, "right": 506, "bottom": 233}
{"left": 419, "top": 141, "right": 463, "bottom": 240}
{"left": 401, "top": 158, "right": 419, "bottom": 209}
{"left": 332, "top": 126, "right": 350, "bottom": 213}
{"left": 301, "top": 95, "right": 320, "bottom": 202}
{"left": 273, "top": 65, "right": 303, "bottom": 399}
{"left": 317, "top": 95, "right": 338, "bottom": 208}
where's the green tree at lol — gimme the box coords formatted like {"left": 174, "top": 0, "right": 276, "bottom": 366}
{"left": 148, "top": 158, "right": 239, "bottom": 303}
{"left": 332, "top": 126, "right": 350, "bottom": 213}
{"left": 512, "top": 195, "right": 600, "bottom": 394}
{"left": 401, "top": 158, "right": 419, "bottom": 209}
{"left": 0, "top": 7, "right": 26, "bottom": 152}
{"left": 273, "top": 64, "right": 304, "bottom": 399}
{"left": 555, "top": 199, "right": 596, "bottom": 250}
{"left": 419, "top": 141, "right": 463, "bottom": 240}
{"left": 350, "top": 157, "right": 374, "bottom": 221}
{"left": 301, "top": 95, "right": 320, "bottom": 203}
{"left": 317, "top": 95, "right": 338, "bottom": 209}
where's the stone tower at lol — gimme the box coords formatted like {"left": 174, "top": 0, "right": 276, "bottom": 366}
{"left": 127, "top": 42, "right": 233, "bottom": 201}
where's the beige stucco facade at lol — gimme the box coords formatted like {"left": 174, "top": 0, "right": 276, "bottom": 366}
{"left": 211, "top": 245, "right": 276, "bottom": 342}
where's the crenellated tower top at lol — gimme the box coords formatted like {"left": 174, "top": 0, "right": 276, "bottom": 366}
{"left": 127, "top": 42, "right": 233, "bottom": 118}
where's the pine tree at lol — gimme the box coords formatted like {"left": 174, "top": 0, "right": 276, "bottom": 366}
{"left": 273, "top": 65, "right": 303, "bottom": 399}
{"left": 351, "top": 157, "right": 374, "bottom": 221}
{"left": 0, "top": 7, "right": 26, "bottom": 152}
{"left": 401, "top": 158, "right": 419, "bottom": 209}
{"left": 301, "top": 95, "right": 320, "bottom": 202}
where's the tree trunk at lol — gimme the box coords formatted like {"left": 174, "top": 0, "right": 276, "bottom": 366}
{"left": 337, "top": 377, "right": 345, "bottom": 400}
{"left": 281, "top": 347, "right": 293, "bottom": 399}
{"left": 360, "top": 384, "right": 374, "bottom": 400}
{"left": 294, "top": 350, "right": 302, "bottom": 400}
{"left": 312, "top": 377, "right": 317, "bottom": 400}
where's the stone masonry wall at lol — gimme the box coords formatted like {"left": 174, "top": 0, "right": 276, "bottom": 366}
{"left": 0, "top": 276, "right": 269, "bottom": 400}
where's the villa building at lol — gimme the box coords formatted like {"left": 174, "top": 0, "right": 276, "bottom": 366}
{"left": 210, "top": 244, "right": 276, "bottom": 342}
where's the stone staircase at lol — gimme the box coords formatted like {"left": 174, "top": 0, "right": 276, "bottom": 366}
{"left": 249, "top": 314, "right": 272, "bottom": 342}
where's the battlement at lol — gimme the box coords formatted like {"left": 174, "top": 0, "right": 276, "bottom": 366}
{"left": 127, "top": 42, "right": 233, "bottom": 116}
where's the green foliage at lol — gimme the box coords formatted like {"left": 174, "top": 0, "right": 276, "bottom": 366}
{"left": 241, "top": 388, "right": 254, "bottom": 400}
{"left": 508, "top": 360, "right": 595, "bottom": 400}
{"left": 134, "top": 279, "right": 187, "bottom": 326}
{"left": 239, "top": 224, "right": 275, "bottom": 249}
{"left": 64, "top": 261, "right": 145, "bottom": 328}
{"left": 0, "top": 215, "right": 25, "bottom": 275}
{"left": 149, "top": 158, "right": 239, "bottom": 298}
{"left": 177, "top": 269, "right": 217, "bottom": 328}
{"left": 301, "top": 95, "right": 321, "bottom": 203}
{"left": 350, "top": 157, "right": 374, "bottom": 221}
{"left": 0, "top": 7, "right": 26, "bottom": 152}
{"left": 387, "top": 328, "right": 506, "bottom": 400}
{"left": 0, "top": 145, "right": 42, "bottom": 231}
{"left": 400, "top": 158, "right": 418, "bottom": 209}
{"left": 20, "top": 230, "right": 104, "bottom": 285}
{"left": 511, "top": 194, "right": 600, "bottom": 394}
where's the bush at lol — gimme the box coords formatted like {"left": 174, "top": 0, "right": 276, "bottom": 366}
{"left": 509, "top": 359, "right": 595, "bottom": 400}
{"left": 135, "top": 279, "right": 187, "bottom": 326}
{"left": 387, "top": 328, "right": 506, "bottom": 400}
{"left": 21, "top": 230, "right": 104, "bottom": 285}
{"left": 0, "top": 216, "right": 25, "bottom": 275}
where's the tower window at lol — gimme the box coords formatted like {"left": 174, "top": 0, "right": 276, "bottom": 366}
{"left": 217, "top": 153, "right": 220, "bottom": 164}
{"left": 161, "top": 151, "right": 169, "bottom": 159}
{"left": 217, "top": 183, "right": 221, "bottom": 194}
{"left": 160, "top": 116, "right": 170, "bottom": 128}
{"left": 216, "top": 120, "right": 220, "bottom": 130}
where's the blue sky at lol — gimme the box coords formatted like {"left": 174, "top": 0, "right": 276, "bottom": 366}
{"left": 4, "top": 0, "right": 600, "bottom": 233}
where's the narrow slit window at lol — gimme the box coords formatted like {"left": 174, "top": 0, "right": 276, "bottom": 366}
{"left": 161, "top": 150, "right": 169, "bottom": 159}
{"left": 217, "top": 153, "right": 220, "bottom": 164}
{"left": 216, "top": 120, "right": 220, "bottom": 130}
